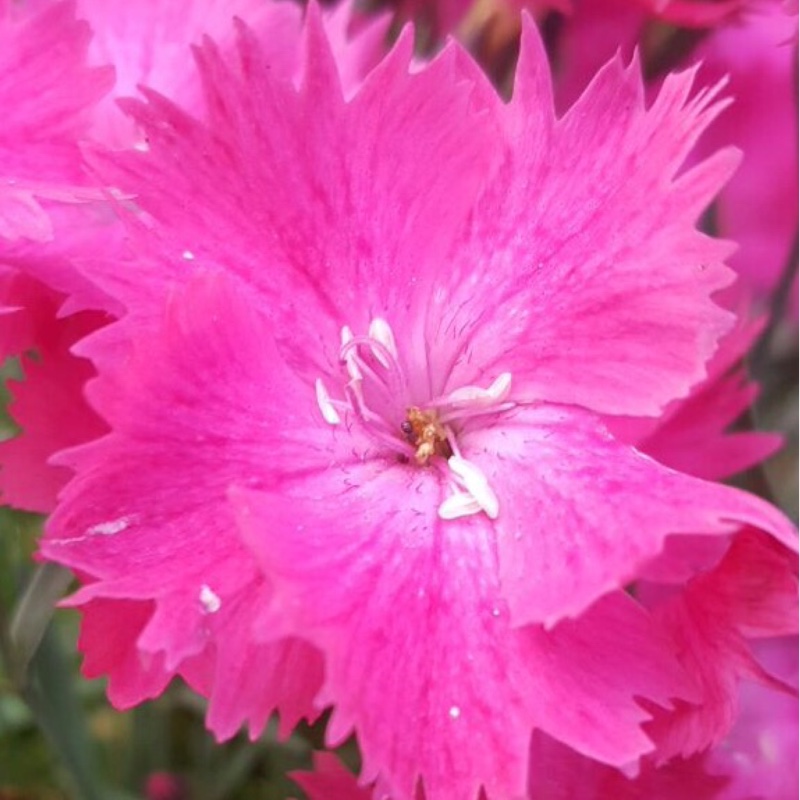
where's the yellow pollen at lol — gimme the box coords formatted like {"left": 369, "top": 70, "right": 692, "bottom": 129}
{"left": 403, "top": 407, "right": 454, "bottom": 465}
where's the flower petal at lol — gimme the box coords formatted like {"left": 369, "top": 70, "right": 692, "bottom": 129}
{"left": 40, "top": 272, "right": 352, "bottom": 732}
{"left": 436, "top": 22, "right": 738, "bottom": 416}
{"left": 233, "top": 476, "right": 696, "bottom": 800}
{"left": 462, "top": 404, "right": 797, "bottom": 628}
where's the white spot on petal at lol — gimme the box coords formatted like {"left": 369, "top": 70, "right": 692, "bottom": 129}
{"left": 182, "top": 250, "right": 195, "bottom": 261}
{"left": 315, "top": 378, "right": 341, "bottom": 425}
{"left": 759, "top": 732, "right": 779, "bottom": 764}
{"left": 449, "top": 706, "right": 461, "bottom": 719}
{"left": 87, "top": 518, "right": 129, "bottom": 536}
{"left": 199, "top": 584, "right": 221, "bottom": 614}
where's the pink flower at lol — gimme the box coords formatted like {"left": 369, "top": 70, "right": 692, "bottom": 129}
{"left": 610, "top": 317, "right": 782, "bottom": 485}
{"left": 643, "top": 529, "right": 798, "bottom": 761}
{"left": 711, "top": 636, "right": 799, "bottom": 800}
{"left": 37, "top": 7, "right": 796, "bottom": 800}
{"left": 0, "top": 1, "right": 112, "bottom": 510}
{"left": 630, "top": 0, "right": 745, "bottom": 27}
{"left": 0, "top": 0, "right": 112, "bottom": 241}
{"left": 691, "top": 3, "right": 798, "bottom": 314}
{"left": 291, "top": 753, "right": 373, "bottom": 800}
{"left": 545, "top": 0, "right": 798, "bottom": 311}
{"left": 0, "top": 275, "right": 107, "bottom": 512}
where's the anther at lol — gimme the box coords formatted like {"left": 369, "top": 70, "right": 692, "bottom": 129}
{"left": 315, "top": 378, "right": 341, "bottom": 425}
{"left": 447, "top": 455, "right": 499, "bottom": 519}
{"left": 368, "top": 317, "right": 398, "bottom": 367}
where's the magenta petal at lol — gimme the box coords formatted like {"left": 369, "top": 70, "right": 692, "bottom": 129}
{"left": 527, "top": 730, "right": 727, "bottom": 800}
{"left": 441, "top": 23, "right": 738, "bottom": 417}
{"left": 463, "top": 405, "right": 796, "bottom": 628}
{"left": 40, "top": 272, "right": 348, "bottom": 733}
{"left": 234, "top": 479, "right": 696, "bottom": 800}
{"left": 84, "top": 10, "right": 499, "bottom": 359}
{"left": 710, "top": 637, "right": 799, "bottom": 800}
{"left": 79, "top": 0, "right": 298, "bottom": 146}
{"left": 0, "top": 0, "right": 113, "bottom": 239}
{"left": 179, "top": 581, "right": 324, "bottom": 741}
{"left": 611, "top": 317, "right": 782, "bottom": 483}
{"left": 645, "top": 531, "right": 798, "bottom": 761}
{"left": 0, "top": 307, "right": 106, "bottom": 513}
{"left": 291, "top": 753, "right": 371, "bottom": 800}
{"left": 691, "top": 4, "right": 798, "bottom": 312}
{"left": 73, "top": 596, "right": 173, "bottom": 708}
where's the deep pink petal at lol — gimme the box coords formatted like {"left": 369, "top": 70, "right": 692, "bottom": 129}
{"left": 438, "top": 23, "right": 738, "bottom": 417}
{"left": 40, "top": 272, "right": 344, "bottom": 734}
{"left": 80, "top": 9, "right": 500, "bottom": 379}
{"left": 610, "top": 317, "right": 782, "bottom": 483}
{"left": 74, "top": 596, "right": 174, "bottom": 708}
{"left": 691, "top": 4, "right": 798, "bottom": 312}
{"left": 0, "top": 1, "right": 112, "bottom": 241}
{"left": 551, "top": 0, "right": 644, "bottom": 112}
{"left": 463, "top": 405, "right": 796, "bottom": 627}
{"left": 0, "top": 304, "right": 107, "bottom": 513}
{"left": 291, "top": 753, "right": 372, "bottom": 800}
{"left": 234, "top": 479, "right": 696, "bottom": 800}
{"left": 528, "top": 730, "right": 728, "bottom": 800}
{"left": 645, "top": 531, "right": 798, "bottom": 761}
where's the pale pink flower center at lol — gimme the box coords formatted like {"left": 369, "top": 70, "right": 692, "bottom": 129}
{"left": 315, "top": 318, "right": 516, "bottom": 520}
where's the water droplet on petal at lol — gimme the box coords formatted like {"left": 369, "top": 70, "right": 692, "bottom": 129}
{"left": 199, "top": 584, "right": 221, "bottom": 614}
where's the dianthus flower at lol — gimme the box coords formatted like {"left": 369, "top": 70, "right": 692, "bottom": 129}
{"left": 37, "top": 7, "right": 797, "bottom": 800}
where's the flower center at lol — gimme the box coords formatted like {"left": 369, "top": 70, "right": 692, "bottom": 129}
{"left": 314, "top": 318, "right": 515, "bottom": 521}
{"left": 402, "top": 407, "right": 453, "bottom": 465}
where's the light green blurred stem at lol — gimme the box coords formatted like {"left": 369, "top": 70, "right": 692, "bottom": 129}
{"left": 18, "top": 624, "right": 108, "bottom": 800}
{"left": 0, "top": 558, "right": 108, "bottom": 800}
{"left": 8, "top": 563, "right": 73, "bottom": 687}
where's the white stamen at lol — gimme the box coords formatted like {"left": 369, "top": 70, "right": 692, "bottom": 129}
{"left": 368, "top": 317, "right": 398, "bottom": 368}
{"left": 438, "top": 491, "right": 482, "bottom": 520}
{"left": 87, "top": 518, "right": 129, "bottom": 536}
{"left": 447, "top": 455, "right": 499, "bottom": 519}
{"left": 315, "top": 378, "right": 341, "bottom": 425}
{"left": 340, "top": 326, "right": 362, "bottom": 381}
{"left": 439, "top": 372, "right": 513, "bottom": 408}
{"left": 182, "top": 250, "right": 195, "bottom": 261}
{"left": 199, "top": 584, "right": 221, "bottom": 614}
{"left": 487, "top": 372, "right": 512, "bottom": 401}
